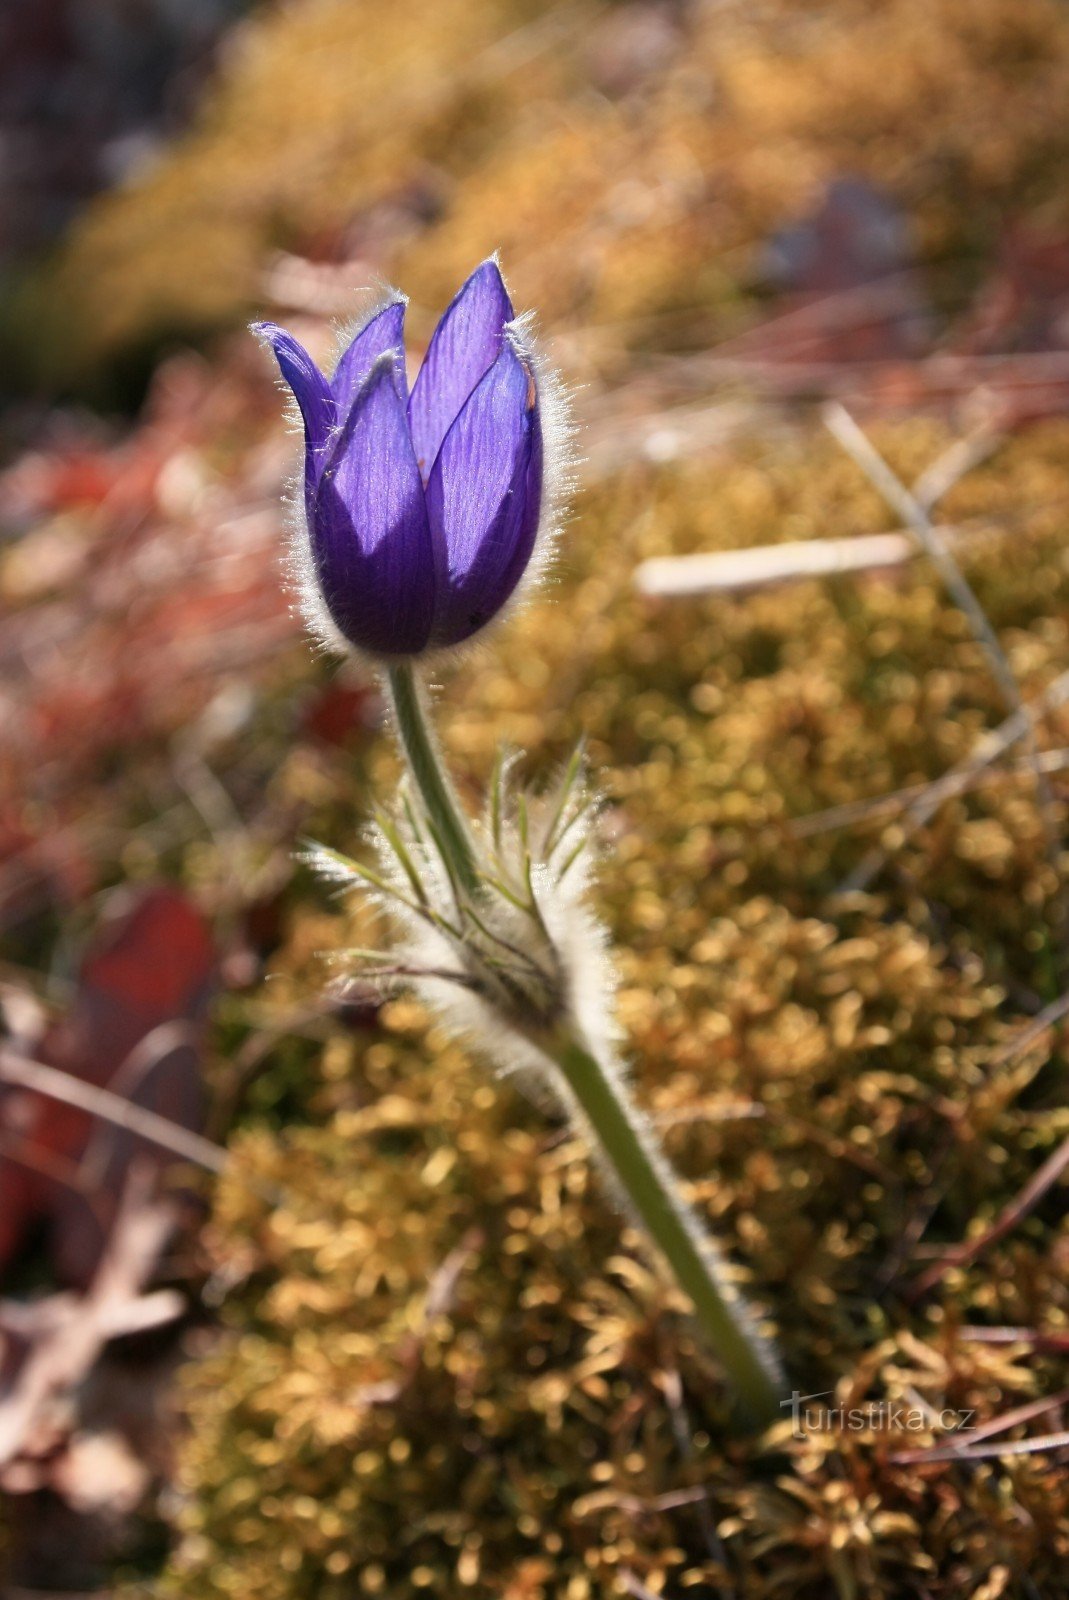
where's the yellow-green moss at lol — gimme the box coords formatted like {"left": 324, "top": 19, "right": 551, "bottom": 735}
{"left": 33, "top": 0, "right": 1069, "bottom": 385}
{"left": 42, "top": 0, "right": 1069, "bottom": 1587}
{"left": 158, "top": 420, "right": 1069, "bottom": 1599}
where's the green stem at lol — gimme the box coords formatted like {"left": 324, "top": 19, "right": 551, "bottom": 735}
{"left": 554, "top": 1034, "right": 783, "bottom": 1426}
{"left": 386, "top": 662, "right": 782, "bottom": 1423}
{"left": 387, "top": 663, "right": 481, "bottom": 898}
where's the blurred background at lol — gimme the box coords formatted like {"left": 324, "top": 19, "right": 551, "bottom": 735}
{"left": 2, "top": 1, "right": 1069, "bottom": 1595}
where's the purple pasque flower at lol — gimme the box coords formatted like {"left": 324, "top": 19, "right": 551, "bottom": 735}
{"left": 253, "top": 260, "right": 548, "bottom": 659}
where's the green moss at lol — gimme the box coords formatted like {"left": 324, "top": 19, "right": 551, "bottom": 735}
{"left": 31, "top": 0, "right": 1069, "bottom": 391}
{"left": 39, "top": 0, "right": 1069, "bottom": 1588}
{"left": 159, "top": 420, "right": 1069, "bottom": 1598}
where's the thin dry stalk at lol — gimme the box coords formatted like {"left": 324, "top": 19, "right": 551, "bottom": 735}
{"left": 823, "top": 406, "right": 1066, "bottom": 949}
{"left": 790, "top": 747, "right": 1069, "bottom": 840}
{"left": 0, "top": 1165, "right": 179, "bottom": 1464}
{"left": 833, "top": 668, "right": 1069, "bottom": 895}
{"left": 991, "top": 986, "right": 1069, "bottom": 1065}
{"left": 635, "top": 531, "right": 917, "bottom": 596}
{"left": 634, "top": 494, "right": 1069, "bottom": 599}
{"left": 909, "top": 1129, "right": 1069, "bottom": 1299}
{"left": 823, "top": 406, "right": 1020, "bottom": 707}
{"left": 959, "top": 1326, "right": 1069, "bottom": 1354}
{"left": 890, "top": 1426, "right": 1069, "bottom": 1466}
{"left": 949, "top": 1385, "right": 1069, "bottom": 1448}
{"left": 78, "top": 1018, "right": 201, "bottom": 1188}
{"left": 0, "top": 1047, "right": 227, "bottom": 1175}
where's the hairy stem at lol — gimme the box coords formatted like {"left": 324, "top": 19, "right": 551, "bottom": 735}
{"left": 551, "top": 1033, "right": 783, "bottom": 1426}
{"left": 386, "top": 663, "right": 782, "bottom": 1423}
{"left": 387, "top": 662, "right": 480, "bottom": 898}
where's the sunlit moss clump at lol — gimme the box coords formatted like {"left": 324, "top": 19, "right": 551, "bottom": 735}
{"left": 161, "top": 421, "right": 1069, "bottom": 1599}
{"left": 51, "top": 0, "right": 1069, "bottom": 1587}
{"left": 30, "top": 0, "right": 1069, "bottom": 389}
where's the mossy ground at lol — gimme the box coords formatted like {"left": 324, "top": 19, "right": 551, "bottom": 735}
{"left": 152, "top": 421, "right": 1069, "bottom": 1600}
{"left": 11, "top": 0, "right": 1069, "bottom": 1594}
{"left": 26, "top": 0, "right": 1069, "bottom": 394}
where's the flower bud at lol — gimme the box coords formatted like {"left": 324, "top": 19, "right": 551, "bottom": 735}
{"left": 254, "top": 259, "right": 562, "bottom": 660}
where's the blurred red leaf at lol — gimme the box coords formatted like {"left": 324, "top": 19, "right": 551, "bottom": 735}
{"left": 0, "top": 886, "right": 216, "bottom": 1288}
{"left": 300, "top": 678, "right": 379, "bottom": 746}
{"left": 37, "top": 450, "right": 123, "bottom": 514}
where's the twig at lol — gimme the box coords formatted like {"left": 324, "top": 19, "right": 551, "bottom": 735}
{"left": 890, "top": 1427, "right": 1069, "bottom": 1466}
{"left": 791, "top": 747, "right": 1069, "bottom": 841}
{"left": 823, "top": 407, "right": 1021, "bottom": 704}
{"left": 823, "top": 406, "right": 1065, "bottom": 948}
{"left": 658, "top": 1364, "right": 735, "bottom": 1579}
{"left": 951, "top": 1385, "right": 1069, "bottom": 1448}
{"left": 874, "top": 1133, "right": 955, "bottom": 1296}
{"left": 421, "top": 1229, "right": 482, "bottom": 1324}
{"left": 959, "top": 1326, "right": 1069, "bottom": 1355}
{"left": 991, "top": 987, "right": 1069, "bottom": 1066}
{"left": 653, "top": 1099, "right": 764, "bottom": 1127}
{"left": 78, "top": 1018, "right": 200, "bottom": 1188}
{"left": 908, "top": 1129, "right": 1069, "bottom": 1300}
{"left": 633, "top": 489, "right": 1069, "bottom": 598}
{"left": 910, "top": 429, "right": 1002, "bottom": 510}
{"left": 835, "top": 668, "right": 1069, "bottom": 896}
{"left": 0, "top": 1047, "right": 228, "bottom": 1175}
{"left": 0, "top": 1165, "right": 179, "bottom": 1464}
{"left": 635, "top": 531, "right": 917, "bottom": 596}
{"left": 573, "top": 1484, "right": 714, "bottom": 1519}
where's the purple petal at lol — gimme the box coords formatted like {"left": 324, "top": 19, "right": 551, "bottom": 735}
{"left": 311, "top": 354, "right": 436, "bottom": 657}
{"left": 331, "top": 297, "right": 407, "bottom": 416}
{"left": 408, "top": 259, "right": 514, "bottom": 481}
{"left": 251, "top": 322, "right": 335, "bottom": 470}
{"left": 425, "top": 339, "right": 541, "bottom": 647}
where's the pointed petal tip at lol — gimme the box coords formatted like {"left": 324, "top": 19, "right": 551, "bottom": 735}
{"left": 354, "top": 294, "right": 406, "bottom": 333}
{"left": 485, "top": 332, "right": 540, "bottom": 423}
{"left": 249, "top": 319, "right": 318, "bottom": 371}
{"left": 250, "top": 318, "right": 305, "bottom": 352}
{"left": 408, "top": 259, "right": 517, "bottom": 477}
{"left": 332, "top": 301, "right": 409, "bottom": 411}
{"left": 424, "top": 329, "right": 541, "bottom": 647}
{"left": 442, "top": 256, "right": 514, "bottom": 332}
{"left": 462, "top": 255, "right": 512, "bottom": 309}
{"left": 364, "top": 344, "right": 408, "bottom": 393}
{"left": 251, "top": 321, "right": 335, "bottom": 466}
{"left": 310, "top": 337, "right": 435, "bottom": 658}
{"left": 249, "top": 319, "right": 290, "bottom": 357}
{"left": 318, "top": 344, "right": 409, "bottom": 480}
